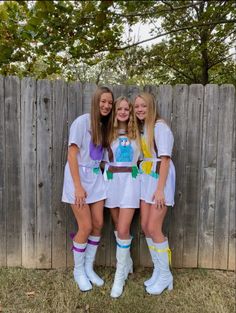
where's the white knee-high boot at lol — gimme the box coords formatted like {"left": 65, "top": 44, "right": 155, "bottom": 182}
{"left": 144, "top": 237, "right": 159, "bottom": 287}
{"left": 111, "top": 237, "right": 132, "bottom": 298}
{"left": 114, "top": 231, "right": 133, "bottom": 279}
{"left": 146, "top": 240, "right": 173, "bottom": 295}
{"left": 85, "top": 235, "right": 104, "bottom": 286}
{"left": 72, "top": 241, "right": 92, "bottom": 291}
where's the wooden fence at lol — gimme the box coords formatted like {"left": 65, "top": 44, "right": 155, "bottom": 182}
{"left": 0, "top": 76, "right": 235, "bottom": 270}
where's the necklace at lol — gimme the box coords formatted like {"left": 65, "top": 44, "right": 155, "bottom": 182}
{"left": 118, "top": 128, "right": 127, "bottom": 135}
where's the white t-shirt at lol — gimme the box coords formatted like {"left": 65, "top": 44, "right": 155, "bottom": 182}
{"left": 140, "top": 121, "right": 176, "bottom": 206}
{"left": 62, "top": 113, "right": 106, "bottom": 204}
{"left": 104, "top": 135, "right": 141, "bottom": 209}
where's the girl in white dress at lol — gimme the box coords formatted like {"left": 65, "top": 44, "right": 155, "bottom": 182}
{"left": 62, "top": 86, "right": 114, "bottom": 291}
{"left": 104, "top": 96, "right": 140, "bottom": 298}
{"left": 134, "top": 92, "right": 175, "bottom": 295}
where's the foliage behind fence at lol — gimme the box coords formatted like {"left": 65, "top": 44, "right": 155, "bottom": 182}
{"left": 0, "top": 76, "right": 235, "bottom": 270}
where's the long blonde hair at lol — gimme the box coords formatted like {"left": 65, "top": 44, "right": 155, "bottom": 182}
{"left": 112, "top": 96, "right": 137, "bottom": 141}
{"left": 90, "top": 86, "right": 114, "bottom": 147}
{"left": 134, "top": 92, "right": 161, "bottom": 151}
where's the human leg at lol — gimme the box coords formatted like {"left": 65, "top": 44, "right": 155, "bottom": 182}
{"left": 71, "top": 204, "right": 92, "bottom": 291}
{"left": 110, "top": 208, "right": 135, "bottom": 297}
{"left": 140, "top": 200, "right": 159, "bottom": 287}
{"left": 146, "top": 204, "right": 173, "bottom": 294}
{"left": 84, "top": 200, "right": 104, "bottom": 286}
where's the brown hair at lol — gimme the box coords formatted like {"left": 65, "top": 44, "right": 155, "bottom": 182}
{"left": 90, "top": 86, "right": 114, "bottom": 147}
{"left": 133, "top": 92, "right": 161, "bottom": 151}
{"left": 112, "top": 96, "right": 137, "bottom": 141}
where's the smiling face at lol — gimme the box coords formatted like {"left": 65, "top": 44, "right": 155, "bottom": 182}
{"left": 99, "top": 92, "right": 113, "bottom": 117}
{"left": 134, "top": 96, "right": 148, "bottom": 121}
{"left": 116, "top": 99, "right": 130, "bottom": 123}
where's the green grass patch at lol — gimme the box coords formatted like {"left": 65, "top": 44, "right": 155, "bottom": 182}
{"left": 0, "top": 267, "right": 235, "bottom": 313}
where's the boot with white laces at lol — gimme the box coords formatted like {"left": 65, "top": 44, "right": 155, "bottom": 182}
{"left": 85, "top": 235, "right": 104, "bottom": 286}
{"left": 144, "top": 237, "right": 159, "bottom": 287}
{"left": 110, "top": 237, "right": 132, "bottom": 298}
{"left": 72, "top": 241, "right": 92, "bottom": 291}
{"left": 146, "top": 240, "right": 173, "bottom": 295}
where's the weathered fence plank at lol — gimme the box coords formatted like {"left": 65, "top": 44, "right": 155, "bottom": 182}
{"left": 170, "top": 85, "right": 189, "bottom": 268}
{"left": 52, "top": 80, "right": 68, "bottom": 268}
{"left": 0, "top": 76, "right": 6, "bottom": 266}
{"left": 4, "top": 76, "right": 21, "bottom": 266}
{"left": 36, "top": 80, "right": 52, "bottom": 268}
{"left": 182, "top": 84, "right": 203, "bottom": 267}
{"left": 66, "top": 82, "right": 83, "bottom": 267}
{"left": 228, "top": 93, "right": 235, "bottom": 270}
{"left": 213, "top": 85, "right": 234, "bottom": 269}
{"left": 21, "top": 77, "right": 37, "bottom": 268}
{"left": 198, "top": 84, "right": 219, "bottom": 269}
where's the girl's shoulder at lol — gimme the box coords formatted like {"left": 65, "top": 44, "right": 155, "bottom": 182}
{"left": 72, "top": 113, "right": 90, "bottom": 127}
{"left": 154, "top": 119, "right": 171, "bottom": 131}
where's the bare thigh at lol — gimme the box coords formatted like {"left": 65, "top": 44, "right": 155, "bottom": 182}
{"left": 140, "top": 200, "right": 151, "bottom": 237}
{"left": 109, "top": 207, "right": 119, "bottom": 230}
{"left": 117, "top": 208, "right": 135, "bottom": 239}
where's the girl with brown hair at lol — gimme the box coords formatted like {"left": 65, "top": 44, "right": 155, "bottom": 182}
{"left": 62, "top": 86, "right": 114, "bottom": 291}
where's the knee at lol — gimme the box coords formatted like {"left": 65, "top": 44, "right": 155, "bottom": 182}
{"left": 92, "top": 218, "right": 103, "bottom": 233}
{"left": 117, "top": 226, "right": 130, "bottom": 239}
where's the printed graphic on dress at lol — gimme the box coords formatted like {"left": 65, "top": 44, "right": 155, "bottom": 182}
{"left": 89, "top": 140, "right": 103, "bottom": 160}
{"left": 115, "top": 137, "right": 133, "bottom": 162}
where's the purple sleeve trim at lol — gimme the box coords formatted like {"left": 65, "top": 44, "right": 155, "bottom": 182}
{"left": 88, "top": 239, "right": 99, "bottom": 246}
{"left": 71, "top": 245, "right": 86, "bottom": 253}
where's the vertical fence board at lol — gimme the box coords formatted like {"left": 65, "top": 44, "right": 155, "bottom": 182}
{"left": 158, "top": 85, "right": 173, "bottom": 125}
{"left": 183, "top": 85, "right": 203, "bottom": 267}
{"left": 66, "top": 82, "right": 83, "bottom": 267}
{"left": 36, "top": 80, "right": 52, "bottom": 268}
{"left": 170, "top": 85, "right": 188, "bottom": 268}
{"left": 198, "top": 85, "right": 219, "bottom": 268}
{"left": 82, "top": 83, "right": 96, "bottom": 113}
{"left": 213, "top": 85, "right": 234, "bottom": 269}
{"left": 228, "top": 90, "right": 235, "bottom": 270}
{"left": 0, "top": 76, "right": 6, "bottom": 266}
{"left": 52, "top": 80, "right": 68, "bottom": 268}
{"left": 5, "top": 76, "right": 21, "bottom": 266}
{"left": 21, "top": 78, "right": 37, "bottom": 268}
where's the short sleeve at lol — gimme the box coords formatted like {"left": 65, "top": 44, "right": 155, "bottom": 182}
{"left": 68, "top": 114, "right": 89, "bottom": 148}
{"left": 154, "top": 121, "right": 174, "bottom": 157}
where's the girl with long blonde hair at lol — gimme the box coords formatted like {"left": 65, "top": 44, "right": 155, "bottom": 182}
{"left": 104, "top": 96, "right": 140, "bottom": 298}
{"left": 134, "top": 92, "right": 175, "bottom": 295}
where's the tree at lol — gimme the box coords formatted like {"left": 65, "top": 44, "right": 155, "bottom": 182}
{"left": 0, "top": 0, "right": 235, "bottom": 84}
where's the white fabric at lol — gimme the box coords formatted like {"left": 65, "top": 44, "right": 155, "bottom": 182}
{"left": 104, "top": 136, "right": 140, "bottom": 209}
{"left": 62, "top": 113, "right": 106, "bottom": 204}
{"left": 140, "top": 121, "right": 176, "bottom": 206}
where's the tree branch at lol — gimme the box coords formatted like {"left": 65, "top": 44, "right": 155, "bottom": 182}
{"left": 116, "top": 19, "right": 236, "bottom": 51}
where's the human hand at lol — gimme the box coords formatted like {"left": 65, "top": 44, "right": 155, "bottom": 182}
{"left": 152, "top": 189, "right": 165, "bottom": 210}
{"left": 74, "top": 186, "right": 87, "bottom": 209}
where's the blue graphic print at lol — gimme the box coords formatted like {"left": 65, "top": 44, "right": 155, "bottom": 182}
{"left": 115, "top": 137, "right": 133, "bottom": 162}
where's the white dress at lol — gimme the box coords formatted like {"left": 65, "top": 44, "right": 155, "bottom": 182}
{"left": 140, "top": 121, "right": 175, "bottom": 206}
{"left": 104, "top": 135, "right": 140, "bottom": 209}
{"left": 62, "top": 113, "right": 106, "bottom": 204}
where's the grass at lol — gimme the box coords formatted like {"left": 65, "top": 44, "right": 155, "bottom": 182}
{"left": 0, "top": 267, "right": 235, "bottom": 313}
